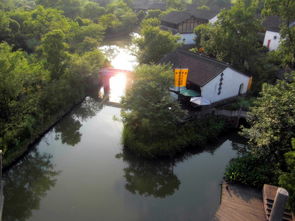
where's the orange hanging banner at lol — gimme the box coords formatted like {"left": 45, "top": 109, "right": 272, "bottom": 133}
{"left": 174, "top": 68, "right": 188, "bottom": 87}
{"left": 247, "top": 76, "right": 253, "bottom": 90}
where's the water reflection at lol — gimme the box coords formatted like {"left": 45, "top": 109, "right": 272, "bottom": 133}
{"left": 100, "top": 45, "right": 137, "bottom": 71}
{"left": 3, "top": 150, "right": 59, "bottom": 221}
{"left": 98, "top": 72, "right": 130, "bottom": 104}
{"left": 55, "top": 117, "right": 82, "bottom": 146}
{"left": 109, "top": 73, "right": 127, "bottom": 103}
{"left": 54, "top": 97, "right": 104, "bottom": 146}
{"left": 99, "top": 33, "right": 138, "bottom": 71}
{"left": 117, "top": 137, "right": 234, "bottom": 199}
{"left": 117, "top": 151, "right": 180, "bottom": 198}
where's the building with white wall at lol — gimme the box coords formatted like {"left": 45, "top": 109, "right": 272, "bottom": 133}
{"left": 161, "top": 50, "right": 251, "bottom": 104}
{"left": 161, "top": 9, "right": 219, "bottom": 45}
{"left": 262, "top": 16, "right": 281, "bottom": 51}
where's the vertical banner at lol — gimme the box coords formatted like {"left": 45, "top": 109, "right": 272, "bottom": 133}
{"left": 174, "top": 68, "right": 188, "bottom": 87}
{"left": 247, "top": 76, "right": 253, "bottom": 90}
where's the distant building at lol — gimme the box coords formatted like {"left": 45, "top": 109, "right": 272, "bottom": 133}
{"left": 262, "top": 16, "right": 295, "bottom": 51}
{"left": 262, "top": 16, "right": 282, "bottom": 51}
{"left": 132, "top": 1, "right": 167, "bottom": 11}
{"left": 161, "top": 49, "right": 251, "bottom": 104}
{"left": 161, "top": 9, "right": 219, "bottom": 45}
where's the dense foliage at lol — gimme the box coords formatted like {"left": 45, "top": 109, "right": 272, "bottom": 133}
{"left": 279, "top": 138, "right": 295, "bottom": 211}
{"left": 225, "top": 73, "right": 295, "bottom": 210}
{"left": 264, "top": 0, "right": 295, "bottom": 67}
{"left": 121, "top": 64, "right": 225, "bottom": 158}
{"left": 225, "top": 153, "right": 279, "bottom": 187}
{"left": 242, "top": 73, "right": 295, "bottom": 163}
{"left": 195, "top": 1, "right": 261, "bottom": 69}
{"left": 194, "top": 0, "right": 279, "bottom": 93}
{"left": 135, "top": 24, "right": 180, "bottom": 64}
{"left": 0, "top": 0, "right": 139, "bottom": 165}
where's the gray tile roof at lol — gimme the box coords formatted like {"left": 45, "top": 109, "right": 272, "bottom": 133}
{"left": 188, "top": 9, "right": 219, "bottom": 20}
{"left": 161, "top": 11, "right": 192, "bottom": 25}
{"left": 263, "top": 16, "right": 281, "bottom": 32}
{"left": 160, "top": 49, "right": 229, "bottom": 87}
{"left": 161, "top": 9, "right": 219, "bottom": 25}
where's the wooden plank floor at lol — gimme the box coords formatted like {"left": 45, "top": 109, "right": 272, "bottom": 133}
{"left": 213, "top": 183, "right": 266, "bottom": 221}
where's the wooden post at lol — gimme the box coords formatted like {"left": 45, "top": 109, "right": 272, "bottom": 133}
{"left": 269, "top": 188, "right": 289, "bottom": 221}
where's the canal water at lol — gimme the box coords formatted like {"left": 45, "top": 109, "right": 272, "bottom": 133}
{"left": 3, "top": 33, "right": 242, "bottom": 221}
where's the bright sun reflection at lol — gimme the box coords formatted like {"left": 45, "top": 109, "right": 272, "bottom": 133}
{"left": 109, "top": 73, "right": 127, "bottom": 103}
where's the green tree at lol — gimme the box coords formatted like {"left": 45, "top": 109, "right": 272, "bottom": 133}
{"left": 121, "top": 64, "right": 187, "bottom": 157}
{"left": 264, "top": 0, "right": 295, "bottom": 67}
{"left": 99, "top": 13, "right": 121, "bottom": 32}
{"left": 242, "top": 73, "right": 295, "bottom": 164}
{"left": 103, "top": 0, "right": 138, "bottom": 33}
{"left": 82, "top": 2, "right": 106, "bottom": 21}
{"left": 140, "top": 17, "right": 161, "bottom": 29}
{"left": 0, "top": 10, "right": 11, "bottom": 42}
{"left": 68, "top": 50, "right": 105, "bottom": 79}
{"left": 6, "top": 6, "right": 72, "bottom": 51}
{"left": 195, "top": 0, "right": 261, "bottom": 70}
{"left": 0, "top": 43, "right": 48, "bottom": 153}
{"left": 39, "top": 29, "right": 69, "bottom": 80}
{"left": 279, "top": 138, "right": 295, "bottom": 212}
{"left": 135, "top": 26, "right": 179, "bottom": 64}
{"left": 70, "top": 22, "right": 105, "bottom": 53}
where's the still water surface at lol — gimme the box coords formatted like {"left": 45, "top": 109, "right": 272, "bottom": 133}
{"left": 3, "top": 34, "right": 241, "bottom": 221}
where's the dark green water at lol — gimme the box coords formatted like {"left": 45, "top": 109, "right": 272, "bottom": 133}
{"left": 3, "top": 97, "right": 241, "bottom": 221}
{"left": 3, "top": 35, "right": 242, "bottom": 221}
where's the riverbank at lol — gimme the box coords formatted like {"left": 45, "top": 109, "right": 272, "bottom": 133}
{"left": 122, "top": 115, "right": 235, "bottom": 159}
{"left": 3, "top": 99, "right": 240, "bottom": 221}
{"left": 3, "top": 95, "right": 86, "bottom": 170}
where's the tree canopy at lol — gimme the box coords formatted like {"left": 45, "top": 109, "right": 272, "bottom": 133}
{"left": 135, "top": 25, "right": 180, "bottom": 64}
{"left": 242, "top": 73, "right": 295, "bottom": 163}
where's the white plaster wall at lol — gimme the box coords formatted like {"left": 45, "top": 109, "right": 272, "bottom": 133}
{"left": 177, "top": 33, "right": 196, "bottom": 45}
{"left": 263, "top": 30, "right": 281, "bottom": 51}
{"left": 201, "top": 67, "right": 250, "bottom": 103}
{"left": 209, "top": 15, "right": 218, "bottom": 24}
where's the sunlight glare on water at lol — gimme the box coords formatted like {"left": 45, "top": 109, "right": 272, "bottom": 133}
{"left": 109, "top": 73, "right": 127, "bottom": 103}
{"left": 99, "top": 45, "right": 137, "bottom": 71}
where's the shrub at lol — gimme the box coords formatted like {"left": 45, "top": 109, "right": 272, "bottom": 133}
{"left": 224, "top": 154, "right": 280, "bottom": 188}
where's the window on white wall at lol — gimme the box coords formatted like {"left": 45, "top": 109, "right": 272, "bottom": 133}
{"left": 238, "top": 83, "right": 244, "bottom": 95}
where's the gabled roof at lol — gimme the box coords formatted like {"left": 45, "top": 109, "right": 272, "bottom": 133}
{"left": 263, "top": 16, "right": 281, "bottom": 32}
{"left": 161, "top": 11, "right": 192, "bottom": 25}
{"left": 160, "top": 49, "right": 230, "bottom": 87}
{"left": 188, "top": 9, "right": 219, "bottom": 20}
{"left": 161, "top": 9, "right": 219, "bottom": 25}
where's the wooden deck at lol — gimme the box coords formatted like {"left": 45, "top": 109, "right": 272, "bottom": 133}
{"left": 263, "top": 184, "right": 294, "bottom": 221}
{"left": 213, "top": 183, "right": 266, "bottom": 221}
